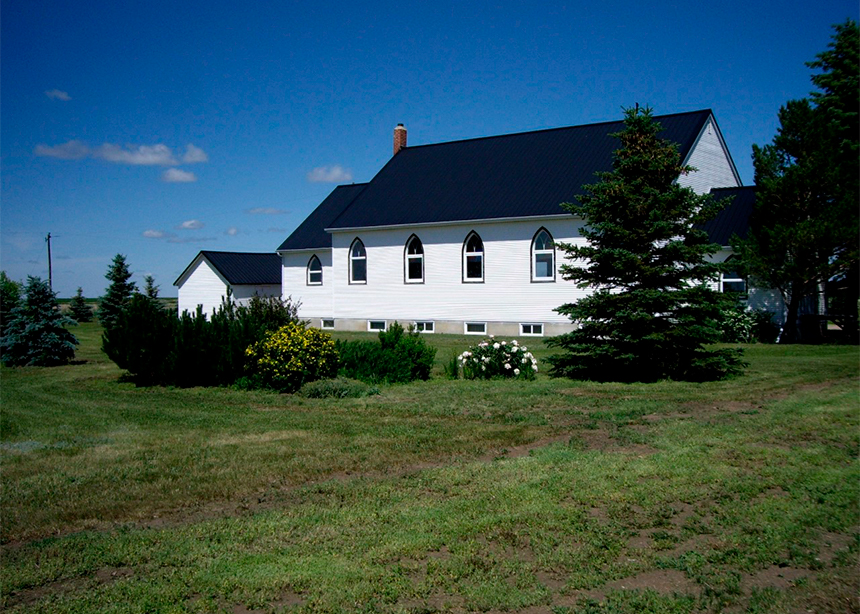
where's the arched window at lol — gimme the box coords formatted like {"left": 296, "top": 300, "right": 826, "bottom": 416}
{"left": 307, "top": 255, "right": 322, "bottom": 285}
{"left": 350, "top": 238, "right": 366, "bottom": 284}
{"left": 463, "top": 232, "right": 484, "bottom": 282}
{"left": 531, "top": 228, "right": 555, "bottom": 282}
{"left": 721, "top": 256, "right": 746, "bottom": 294}
{"left": 405, "top": 235, "right": 424, "bottom": 283}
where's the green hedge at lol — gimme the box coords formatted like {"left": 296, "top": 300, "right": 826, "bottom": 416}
{"left": 336, "top": 322, "right": 436, "bottom": 384}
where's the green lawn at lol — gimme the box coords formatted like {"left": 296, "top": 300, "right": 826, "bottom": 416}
{"left": 1, "top": 323, "right": 857, "bottom": 613}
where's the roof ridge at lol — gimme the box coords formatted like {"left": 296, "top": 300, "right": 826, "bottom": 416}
{"left": 398, "top": 109, "right": 714, "bottom": 151}
{"left": 201, "top": 250, "right": 279, "bottom": 256}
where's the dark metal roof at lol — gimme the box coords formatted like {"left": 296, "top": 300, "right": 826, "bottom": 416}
{"left": 701, "top": 186, "right": 756, "bottom": 245}
{"left": 328, "top": 110, "right": 715, "bottom": 230}
{"left": 174, "top": 251, "right": 282, "bottom": 286}
{"left": 277, "top": 183, "right": 367, "bottom": 251}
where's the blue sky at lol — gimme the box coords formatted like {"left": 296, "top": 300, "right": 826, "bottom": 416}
{"left": 2, "top": 0, "right": 857, "bottom": 298}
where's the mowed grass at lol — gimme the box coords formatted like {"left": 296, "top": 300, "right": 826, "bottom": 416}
{"left": 1, "top": 323, "right": 857, "bottom": 613}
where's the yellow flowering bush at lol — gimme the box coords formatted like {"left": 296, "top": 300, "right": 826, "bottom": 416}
{"left": 244, "top": 322, "right": 338, "bottom": 392}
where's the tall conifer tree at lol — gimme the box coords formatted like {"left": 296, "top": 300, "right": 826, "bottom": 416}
{"left": 98, "top": 254, "right": 137, "bottom": 331}
{"left": 547, "top": 106, "right": 744, "bottom": 382}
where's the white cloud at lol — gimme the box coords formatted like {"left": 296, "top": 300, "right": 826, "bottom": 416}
{"left": 143, "top": 229, "right": 170, "bottom": 239}
{"left": 246, "top": 207, "right": 288, "bottom": 215}
{"left": 226, "top": 227, "right": 239, "bottom": 236}
{"left": 94, "top": 143, "right": 177, "bottom": 165}
{"left": 307, "top": 165, "right": 353, "bottom": 183}
{"left": 162, "top": 168, "right": 197, "bottom": 183}
{"left": 34, "top": 140, "right": 90, "bottom": 160}
{"left": 182, "top": 144, "right": 208, "bottom": 163}
{"left": 178, "top": 219, "right": 204, "bottom": 230}
{"left": 45, "top": 89, "right": 71, "bottom": 101}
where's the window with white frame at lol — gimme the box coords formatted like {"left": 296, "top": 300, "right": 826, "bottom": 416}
{"left": 721, "top": 258, "right": 746, "bottom": 294}
{"left": 413, "top": 321, "right": 434, "bottom": 333}
{"left": 350, "top": 238, "right": 367, "bottom": 284}
{"left": 368, "top": 320, "right": 386, "bottom": 331}
{"left": 321, "top": 319, "right": 335, "bottom": 329}
{"left": 531, "top": 228, "right": 555, "bottom": 281}
{"left": 405, "top": 235, "right": 424, "bottom": 283}
{"left": 464, "top": 322, "right": 487, "bottom": 334}
{"left": 307, "top": 255, "right": 322, "bottom": 285}
{"left": 463, "top": 232, "right": 484, "bottom": 282}
{"left": 520, "top": 323, "right": 544, "bottom": 336}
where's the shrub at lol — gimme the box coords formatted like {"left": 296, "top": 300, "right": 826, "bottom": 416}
{"left": 103, "top": 293, "right": 301, "bottom": 387}
{"left": 719, "top": 304, "right": 780, "bottom": 344}
{"left": 245, "top": 322, "right": 338, "bottom": 393}
{"left": 1, "top": 276, "right": 78, "bottom": 367}
{"left": 337, "top": 322, "right": 436, "bottom": 384}
{"left": 298, "top": 377, "right": 379, "bottom": 399}
{"left": 458, "top": 337, "right": 537, "bottom": 380}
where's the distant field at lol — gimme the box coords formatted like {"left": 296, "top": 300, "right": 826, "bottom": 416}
{"left": 1, "top": 323, "right": 857, "bottom": 613}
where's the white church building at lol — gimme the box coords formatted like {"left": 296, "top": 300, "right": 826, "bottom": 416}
{"left": 177, "top": 110, "right": 777, "bottom": 335}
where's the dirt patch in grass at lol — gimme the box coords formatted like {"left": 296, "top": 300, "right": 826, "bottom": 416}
{"left": 742, "top": 564, "right": 810, "bottom": 591}
{"left": 5, "top": 565, "right": 134, "bottom": 609}
{"left": 815, "top": 531, "right": 855, "bottom": 565}
{"left": 476, "top": 433, "right": 572, "bottom": 461}
{"left": 232, "top": 592, "right": 305, "bottom": 614}
{"left": 606, "top": 569, "right": 701, "bottom": 595}
{"left": 5, "top": 577, "right": 87, "bottom": 609}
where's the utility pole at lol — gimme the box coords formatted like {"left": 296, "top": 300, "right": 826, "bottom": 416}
{"left": 46, "top": 233, "right": 53, "bottom": 290}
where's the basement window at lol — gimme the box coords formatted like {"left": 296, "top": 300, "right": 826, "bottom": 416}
{"left": 321, "top": 319, "right": 335, "bottom": 330}
{"left": 520, "top": 323, "right": 544, "bottom": 336}
{"left": 465, "top": 322, "right": 487, "bottom": 335}
{"left": 413, "top": 321, "right": 434, "bottom": 333}
{"left": 368, "top": 320, "right": 387, "bottom": 332}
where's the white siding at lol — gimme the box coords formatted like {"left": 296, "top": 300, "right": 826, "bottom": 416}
{"left": 232, "top": 284, "right": 281, "bottom": 304}
{"left": 329, "top": 218, "right": 590, "bottom": 326}
{"left": 282, "top": 250, "right": 334, "bottom": 319}
{"left": 710, "top": 248, "right": 786, "bottom": 324}
{"left": 177, "top": 258, "right": 229, "bottom": 317}
{"left": 678, "top": 117, "right": 740, "bottom": 194}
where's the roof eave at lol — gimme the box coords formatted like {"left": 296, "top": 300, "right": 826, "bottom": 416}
{"left": 325, "top": 212, "right": 578, "bottom": 234}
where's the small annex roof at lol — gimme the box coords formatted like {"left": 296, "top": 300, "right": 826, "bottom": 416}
{"left": 702, "top": 186, "right": 756, "bottom": 246}
{"left": 277, "top": 183, "right": 367, "bottom": 251}
{"left": 174, "top": 251, "right": 282, "bottom": 287}
{"left": 326, "top": 110, "right": 723, "bottom": 231}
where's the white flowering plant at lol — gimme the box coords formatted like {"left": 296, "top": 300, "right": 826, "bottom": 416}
{"left": 457, "top": 337, "right": 538, "bottom": 380}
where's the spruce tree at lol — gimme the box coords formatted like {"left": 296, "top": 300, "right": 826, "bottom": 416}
{"left": 99, "top": 254, "right": 137, "bottom": 330}
{"left": 0, "top": 271, "right": 22, "bottom": 335}
{"left": 69, "top": 287, "right": 94, "bottom": 322}
{"left": 143, "top": 275, "right": 160, "bottom": 300}
{"left": 1, "top": 276, "right": 78, "bottom": 366}
{"left": 546, "top": 106, "right": 744, "bottom": 382}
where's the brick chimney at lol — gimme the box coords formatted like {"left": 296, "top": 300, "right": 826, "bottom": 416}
{"left": 393, "top": 123, "right": 407, "bottom": 155}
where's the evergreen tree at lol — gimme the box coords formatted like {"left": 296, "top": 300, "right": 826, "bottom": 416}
{"left": 69, "top": 287, "right": 94, "bottom": 322}
{"left": 733, "top": 20, "right": 859, "bottom": 342}
{"left": 143, "top": 275, "right": 160, "bottom": 300}
{"left": 0, "top": 271, "right": 22, "bottom": 335}
{"left": 98, "top": 254, "right": 137, "bottom": 330}
{"left": 1, "top": 276, "right": 78, "bottom": 366}
{"left": 546, "top": 106, "right": 744, "bottom": 382}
